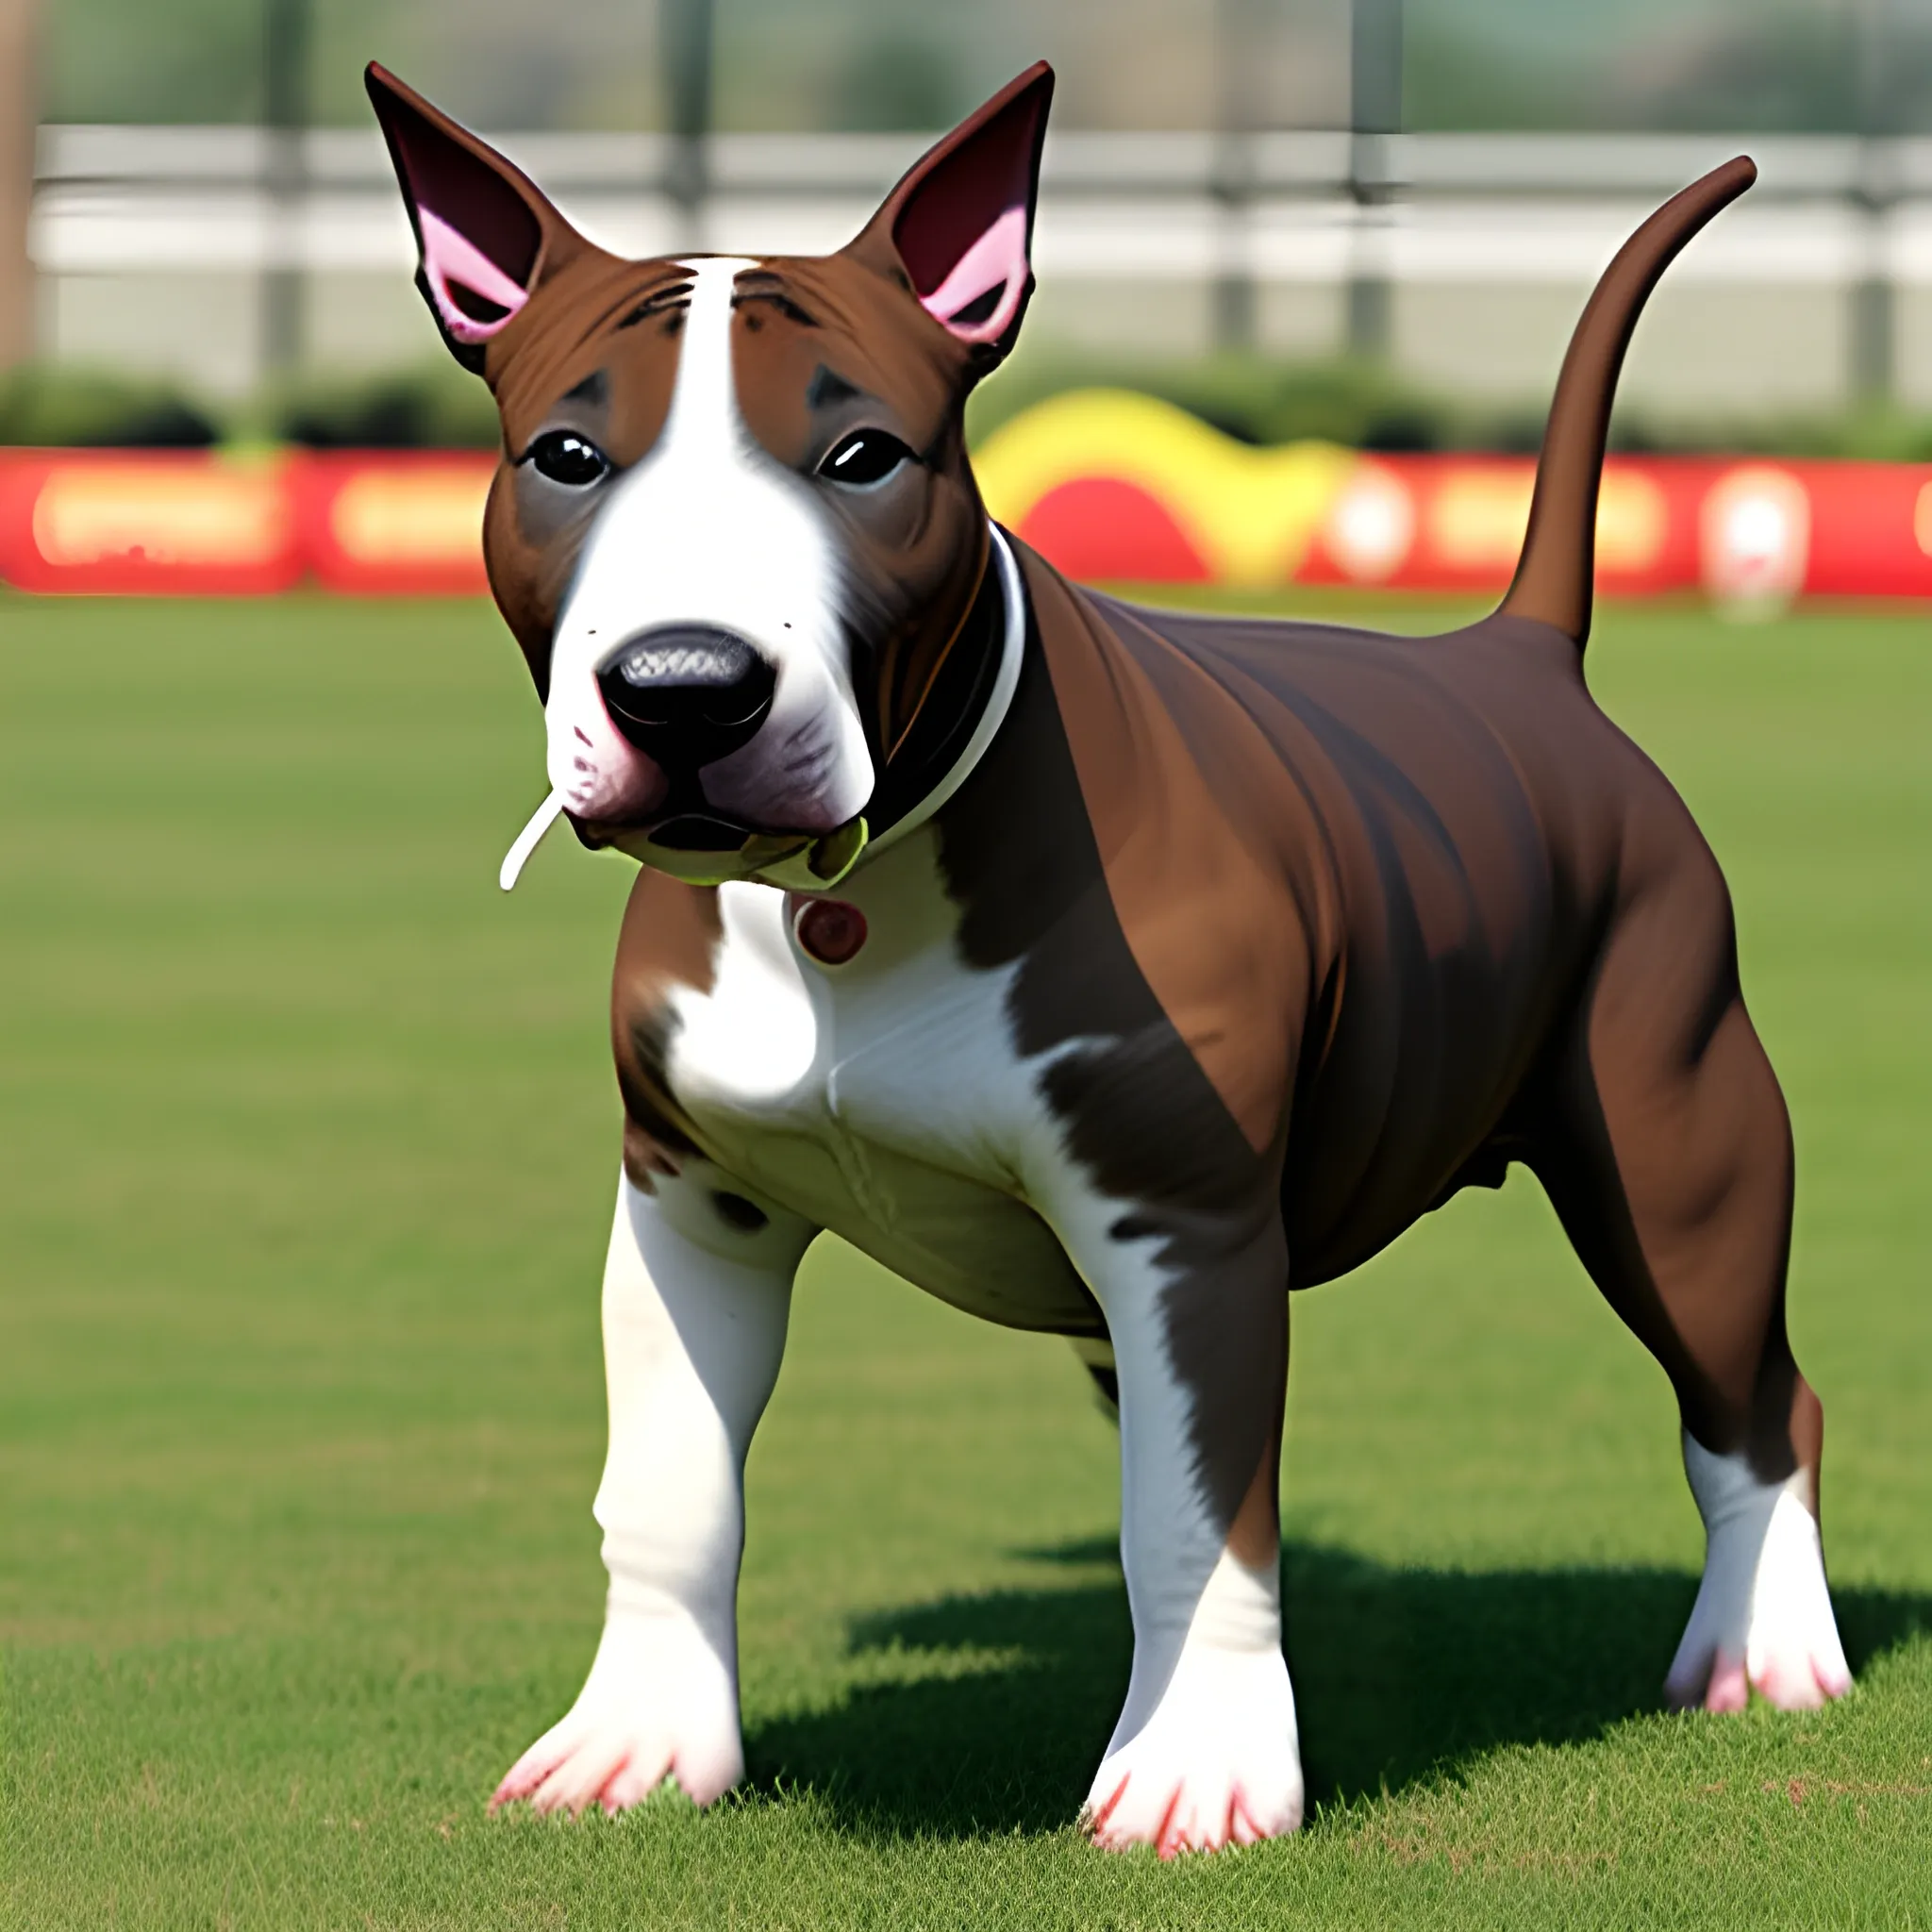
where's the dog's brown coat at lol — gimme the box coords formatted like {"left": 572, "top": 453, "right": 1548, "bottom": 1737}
{"left": 367, "top": 59, "right": 1817, "bottom": 1574}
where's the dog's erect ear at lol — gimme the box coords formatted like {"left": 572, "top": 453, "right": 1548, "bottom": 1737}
{"left": 366, "top": 62, "right": 591, "bottom": 373}
{"left": 845, "top": 62, "right": 1054, "bottom": 367}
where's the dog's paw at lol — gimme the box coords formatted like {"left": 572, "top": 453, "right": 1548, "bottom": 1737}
{"left": 490, "top": 1612, "right": 742, "bottom": 1816}
{"left": 1666, "top": 1481, "right": 1852, "bottom": 1713}
{"left": 1082, "top": 1645, "right": 1304, "bottom": 1857}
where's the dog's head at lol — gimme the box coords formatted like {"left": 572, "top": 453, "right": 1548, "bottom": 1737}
{"left": 368, "top": 61, "right": 1052, "bottom": 888}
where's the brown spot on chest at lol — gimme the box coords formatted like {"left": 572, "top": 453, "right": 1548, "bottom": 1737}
{"left": 611, "top": 869, "right": 724, "bottom": 1181}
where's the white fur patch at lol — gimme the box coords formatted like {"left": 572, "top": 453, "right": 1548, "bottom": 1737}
{"left": 542, "top": 257, "right": 872, "bottom": 835}
{"left": 1084, "top": 1635, "right": 1304, "bottom": 1856}
{"left": 1668, "top": 1431, "right": 1852, "bottom": 1712}
{"left": 662, "top": 833, "right": 1101, "bottom": 1330}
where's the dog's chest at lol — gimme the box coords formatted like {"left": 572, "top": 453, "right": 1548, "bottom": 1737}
{"left": 662, "top": 838, "right": 1101, "bottom": 1334}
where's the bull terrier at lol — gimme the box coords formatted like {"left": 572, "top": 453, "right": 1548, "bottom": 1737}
{"left": 368, "top": 61, "right": 1851, "bottom": 1855}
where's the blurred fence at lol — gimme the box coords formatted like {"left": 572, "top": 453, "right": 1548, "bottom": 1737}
{"left": 30, "top": 122, "right": 1932, "bottom": 415}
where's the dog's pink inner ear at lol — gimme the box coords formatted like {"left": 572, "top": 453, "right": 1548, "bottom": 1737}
{"left": 391, "top": 110, "right": 542, "bottom": 343}
{"left": 912, "top": 206, "right": 1030, "bottom": 344}
{"left": 420, "top": 209, "right": 532, "bottom": 334}
{"left": 892, "top": 89, "right": 1046, "bottom": 346}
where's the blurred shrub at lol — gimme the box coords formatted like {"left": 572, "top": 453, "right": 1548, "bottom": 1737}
{"left": 1159, "top": 357, "right": 1458, "bottom": 453}
{"left": 970, "top": 352, "right": 1470, "bottom": 453}
{"left": 10, "top": 349, "right": 1932, "bottom": 462}
{"left": 266, "top": 365, "right": 502, "bottom": 451}
{"left": 971, "top": 348, "right": 1932, "bottom": 461}
{"left": 0, "top": 364, "right": 220, "bottom": 446}
{"left": 1705, "top": 403, "right": 1932, "bottom": 463}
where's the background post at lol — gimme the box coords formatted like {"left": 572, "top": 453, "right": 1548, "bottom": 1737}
{"left": 1211, "top": 0, "right": 1261, "bottom": 353}
{"left": 0, "top": 0, "right": 37, "bottom": 370}
{"left": 261, "top": 0, "right": 311, "bottom": 379}
{"left": 662, "top": 0, "right": 715, "bottom": 254}
{"left": 1346, "top": 0, "right": 1401, "bottom": 358}
{"left": 1851, "top": 0, "right": 1896, "bottom": 404}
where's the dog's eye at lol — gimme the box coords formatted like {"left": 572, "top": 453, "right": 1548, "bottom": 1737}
{"left": 525, "top": 430, "right": 610, "bottom": 487}
{"left": 818, "top": 429, "right": 913, "bottom": 488}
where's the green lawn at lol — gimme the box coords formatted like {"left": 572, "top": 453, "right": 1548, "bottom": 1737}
{"left": 2, "top": 591, "right": 1927, "bottom": 1929}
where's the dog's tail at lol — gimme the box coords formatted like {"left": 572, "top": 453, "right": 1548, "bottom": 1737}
{"left": 1498, "top": 157, "right": 1756, "bottom": 647}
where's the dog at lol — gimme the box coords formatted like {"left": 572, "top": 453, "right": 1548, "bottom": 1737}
{"left": 367, "top": 61, "right": 1852, "bottom": 1856}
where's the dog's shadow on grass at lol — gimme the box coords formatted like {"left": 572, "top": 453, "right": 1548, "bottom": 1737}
{"left": 744, "top": 1540, "right": 1931, "bottom": 1839}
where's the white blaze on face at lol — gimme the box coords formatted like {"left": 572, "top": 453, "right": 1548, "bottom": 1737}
{"left": 544, "top": 257, "right": 873, "bottom": 834}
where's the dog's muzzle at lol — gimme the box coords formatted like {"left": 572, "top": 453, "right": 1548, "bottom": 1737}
{"left": 595, "top": 626, "right": 777, "bottom": 774}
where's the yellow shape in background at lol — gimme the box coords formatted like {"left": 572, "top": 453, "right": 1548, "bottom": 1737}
{"left": 973, "top": 390, "right": 1357, "bottom": 589}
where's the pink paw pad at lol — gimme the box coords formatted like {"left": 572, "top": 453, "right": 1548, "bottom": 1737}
{"left": 1702, "top": 1654, "right": 1750, "bottom": 1713}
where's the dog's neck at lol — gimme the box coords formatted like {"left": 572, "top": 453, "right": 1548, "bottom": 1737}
{"left": 862, "top": 523, "right": 1026, "bottom": 864}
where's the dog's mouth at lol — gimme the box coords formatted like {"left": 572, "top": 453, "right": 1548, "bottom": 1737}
{"left": 587, "top": 806, "right": 871, "bottom": 891}
{"left": 531, "top": 619, "right": 872, "bottom": 889}
{"left": 502, "top": 790, "right": 868, "bottom": 895}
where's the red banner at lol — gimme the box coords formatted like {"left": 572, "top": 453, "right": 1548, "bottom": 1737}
{"left": 1292, "top": 456, "right": 1725, "bottom": 597}
{"left": 5, "top": 433, "right": 1932, "bottom": 603}
{"left": 1009, "top": 450, "right": 1932, "bottom": 604}
{"left": 291, "top": 451, "right": 494, "bottom": 596}
{"left": 0, "top": 450, "right": 300, "bottom": 595}
{"left": 974, "top": 393, "right": 1932, "bottom": 605}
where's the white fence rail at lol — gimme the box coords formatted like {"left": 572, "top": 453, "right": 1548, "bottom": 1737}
{"left": 30, "top": 125, "right": 1932, "bottom": 409}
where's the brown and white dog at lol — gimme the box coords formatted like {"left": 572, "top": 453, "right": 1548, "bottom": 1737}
{"left": 368, "top": 62, "right": 1851, "bottom": 1855}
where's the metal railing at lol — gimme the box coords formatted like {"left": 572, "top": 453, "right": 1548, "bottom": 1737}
{"left": 42, "top": 123, "right": 1932, "bottom": 199}
{"left": 30, "top": 125, "right": 1932, "bottom": 399}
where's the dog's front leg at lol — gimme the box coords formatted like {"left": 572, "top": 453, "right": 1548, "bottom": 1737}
{"left": 492, "top": 1169, "right": 811, "bottom": 1816}
{"left": 1053, "top": 1194, "right": 1303, "bottom": 1856}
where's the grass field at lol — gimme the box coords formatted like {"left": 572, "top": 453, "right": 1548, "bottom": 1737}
{"left": 2, "top": 590, "right": 1928, "bottom": 1929}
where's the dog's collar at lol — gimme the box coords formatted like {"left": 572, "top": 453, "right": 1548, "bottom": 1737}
{"left": 862, "top": 523, "right": 1025, "bottom": 863}
{"left": 498, "top": 525, "right": 1025, "bottom": 894}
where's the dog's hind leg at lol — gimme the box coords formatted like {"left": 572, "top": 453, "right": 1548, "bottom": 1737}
{"left": 1530, "top": 843, "right": 1850, "bottom": 1713}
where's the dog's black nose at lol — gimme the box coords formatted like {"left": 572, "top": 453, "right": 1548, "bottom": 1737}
{"left": 595, "top": 626, "right": 777, "bottom": 771}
